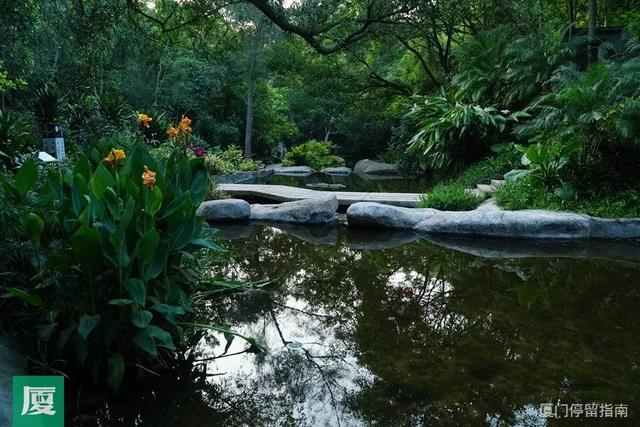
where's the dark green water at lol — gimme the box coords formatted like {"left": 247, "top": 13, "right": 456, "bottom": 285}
{"left": 71, "top": 226, "right": 640, "bottom": 426}
{"left": 261, "top": 172, "right": 432, "bottom": 193}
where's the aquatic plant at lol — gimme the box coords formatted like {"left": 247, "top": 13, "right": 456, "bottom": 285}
{"left": 0, "top": 136, "right": 260, "bottom": 390}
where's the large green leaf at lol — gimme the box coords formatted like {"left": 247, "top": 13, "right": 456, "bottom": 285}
{"left": 91, "top": 163, "right": 116, "bottom": 200}
{"left": 15, "top": 158, "right": 38, "bottom": 196}
{"left": 107, "top": 353, "right": 125, "bottom": 391}
{"left": 70, "top": 226, "right": 101, "bottom": 258}
{"left": 147, "top": 187, "right": 163, "bottom": 215}
{"left": 146, "top": 325, "right": 176, "bottom": 350}
{"left": 135, "top": 229, "right": 159, "bottom": 263}
{"left": 78, "top": 314, "right": 101, "bottom": 340}
{"left": 131, "top": 310, "right": 153, "bottom": 328}
{"left": 2, "top": 287, "right": 43, "bottom": 306}
{"left": 123, "top": 278, "right": 146, "bottom": 306}
{"left": 133, "top": 329, "right": 157, "bottom": 356}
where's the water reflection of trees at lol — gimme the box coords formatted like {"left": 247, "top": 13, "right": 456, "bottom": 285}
{"left": 204, "top": 226, "right": 640, "bottom": 426}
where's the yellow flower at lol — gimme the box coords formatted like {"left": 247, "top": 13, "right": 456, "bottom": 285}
{"left": 112, "top": 149, "right": 126, "bottom": 160}
{"left": 178, "top": 115, "right": 192, "bottom": 133}
{"left": 142, "top": 165, "right": 156, "bottom": 188}
{"left": 103, "top": 148, "right": 126, "bottom": 166}
{"left": 138, "top": 113, "right": 153, "bottom": 128}
{"left": 167, "top": 126, "right": 179, "bottom": 138}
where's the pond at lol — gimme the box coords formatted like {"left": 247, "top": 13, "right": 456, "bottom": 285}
{"left": 70, "top": 225, "right": 640, "bottom": 426}
{"left": 259, "top": 172, "right": 432, "bottom": 193}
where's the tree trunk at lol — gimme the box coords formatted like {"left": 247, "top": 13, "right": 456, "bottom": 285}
{"left": 244, "top": 22, "right": 262, "bottom": 159}
{"left": 567, "top": 0, "right": 576, "bottom": 36}
{"left": 588, "top": 0, "right": 597, "bottom": 63}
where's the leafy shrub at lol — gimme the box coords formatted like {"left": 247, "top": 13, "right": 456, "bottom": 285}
{"left": 0, "top": 110, "right": 36, "bottom": 167}
{"left": 453, "top": 146, "right": 521, "bottom": 187}
{"left": 0, "top": 136, "right": 259, "bottom": 390}
{"left": 33, "top": 85, "right": 63, "bottom": 127}
{"left": 204, "top": 145, "right": 263, "bottom": 175}
{"left": 517, "top": 38, "right": 640, "bottom": 152}
{"left": 453, "top": 27, "right": 582, "bottom": 109}
{"left": 407, "top": 95, "right": 528, "bottom": 173}
{"left": 418, "top": 184, "right": 484, "bottom": 211}
{"left": 494, "top": 179, "right": 640, "bottom": 218}
{"left": 283, "top": 140, "right": 345, "bottom": 170}
{"left": 517, "top": 139, "right": 582, "bottom": 189}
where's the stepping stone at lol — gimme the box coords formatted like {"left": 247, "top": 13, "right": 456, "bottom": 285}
{"left": 491, "top": 179, "right": 506, "bottom": 188}
{"left": 476, "top": 184, "right": 496, "bottom": 195}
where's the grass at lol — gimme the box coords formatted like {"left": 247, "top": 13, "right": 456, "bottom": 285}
{"left": 418, "top": 150, "right": 519, "bottom": 211}
{"left": 418, "top": 184, "right": 484, "bottom": 211}
{"left": 494, "top": 179, "right": 640, "bottom": 218}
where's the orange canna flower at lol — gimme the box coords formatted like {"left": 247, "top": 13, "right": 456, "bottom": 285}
{"left": 142, "top": 165, "right": 156, "bottom": 188}
{"left": 178, "top": 115, "right": 192, "bottom": 133}
{"left": 167, "top": 126, "right": 179, "bottom": 138}
{"left": 112, "top": 149, "right": 126, "bottom": 160}
{"left": 103, "top": 148, "right": 126, "bottom": 166}
{"left": 138, "top": 113, "right": 153, "bottom": 128}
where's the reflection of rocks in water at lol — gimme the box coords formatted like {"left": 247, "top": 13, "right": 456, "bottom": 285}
{"left": 213, "top": 222, "right": 256, "bottom": 240}
{"left": 305, "top": 182, "right": 347, "bottom": 190}
{"left": 345, "top": 227, "right": 420, "bottom": 250}
{"left": 256, "top": 221, "right": 340, "bottom": 245}
{"left": 204, "top": 225, "right": 640, "bottom": 426}
{"left": 356, "top": 173, "right": 402, "bottom": 181}
{"left": 0, "top": 336, "right": 25, "bottom": 426}
{"left": 426, "top": 235, "right": 640, "bottom": 262}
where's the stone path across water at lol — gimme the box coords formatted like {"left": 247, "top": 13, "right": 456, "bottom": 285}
{"left": 218, "top": 184, "right": 421, "bottom": 207}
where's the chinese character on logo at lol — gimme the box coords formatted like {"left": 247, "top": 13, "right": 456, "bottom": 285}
{"left": 21, "top": 386, "right": 57, "bottom": 416}
{"left": 539, "top": 403, "right": 557, "bottom": 418}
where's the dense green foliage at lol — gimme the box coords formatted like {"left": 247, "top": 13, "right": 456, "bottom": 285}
{"left": 495, "top": 178, "right": 640, "bottom": 218}
{"left": 282, "top": 140, "right": 345, "bottom": 170}
{"left": 0, "top": 133, "right": 259, "bottom": 390}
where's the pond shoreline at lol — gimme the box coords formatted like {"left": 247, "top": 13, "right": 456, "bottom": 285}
{"left": 200, "top": 196, "right": 640, "bottom": 241}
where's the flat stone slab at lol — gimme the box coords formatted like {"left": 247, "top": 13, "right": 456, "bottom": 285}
{"left": 416, "top": 209, "right": 592, "bottom": 239}
{"left": 219, "top": 184, "right": 421, "bottom": 207}
{"left": 347, "top": 202, "right": 439, "bottom": 229}
{"left": 250, "top": 194, "right": 338, "bottom": 224}
{"left": 354, "top": 159, "right": 399, "bottom": 175}
{"left": 197, "top": 199, "right": 250, "bottom": 222}
{"left": 272, "top": 166, "right": 316, "bottom": 174}
{"left": 346, "top": 201, "right": 640, "bottom": 240}
{"left": 321, "top": 167, "right": 352, "bottom": 175}
{"left": 416, "top": 208, "right": 640, "bottom": 239}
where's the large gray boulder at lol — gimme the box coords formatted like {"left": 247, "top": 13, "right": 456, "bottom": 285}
{"left": 347, "top": 202, "right": 439, "bottom": 230}
{"left": 589, "top": 217, "right": 640, "bottom": 239}
{"left": 272, "top": 166, "right": 316, "bottom": 175}
{"left": 415, "top": 209, "right": 592, "bottom": 239}
{"left": 250, "top": 194, "right": 338, "bottom": 224}
{"left": 353, "top": 159, "right": 399, "bottom": 175}
{"left": 197, "top": 199, "right": 251, "bottom": 222}
{"left": 321, "top": 166, "right": 352, "bottom": 175}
